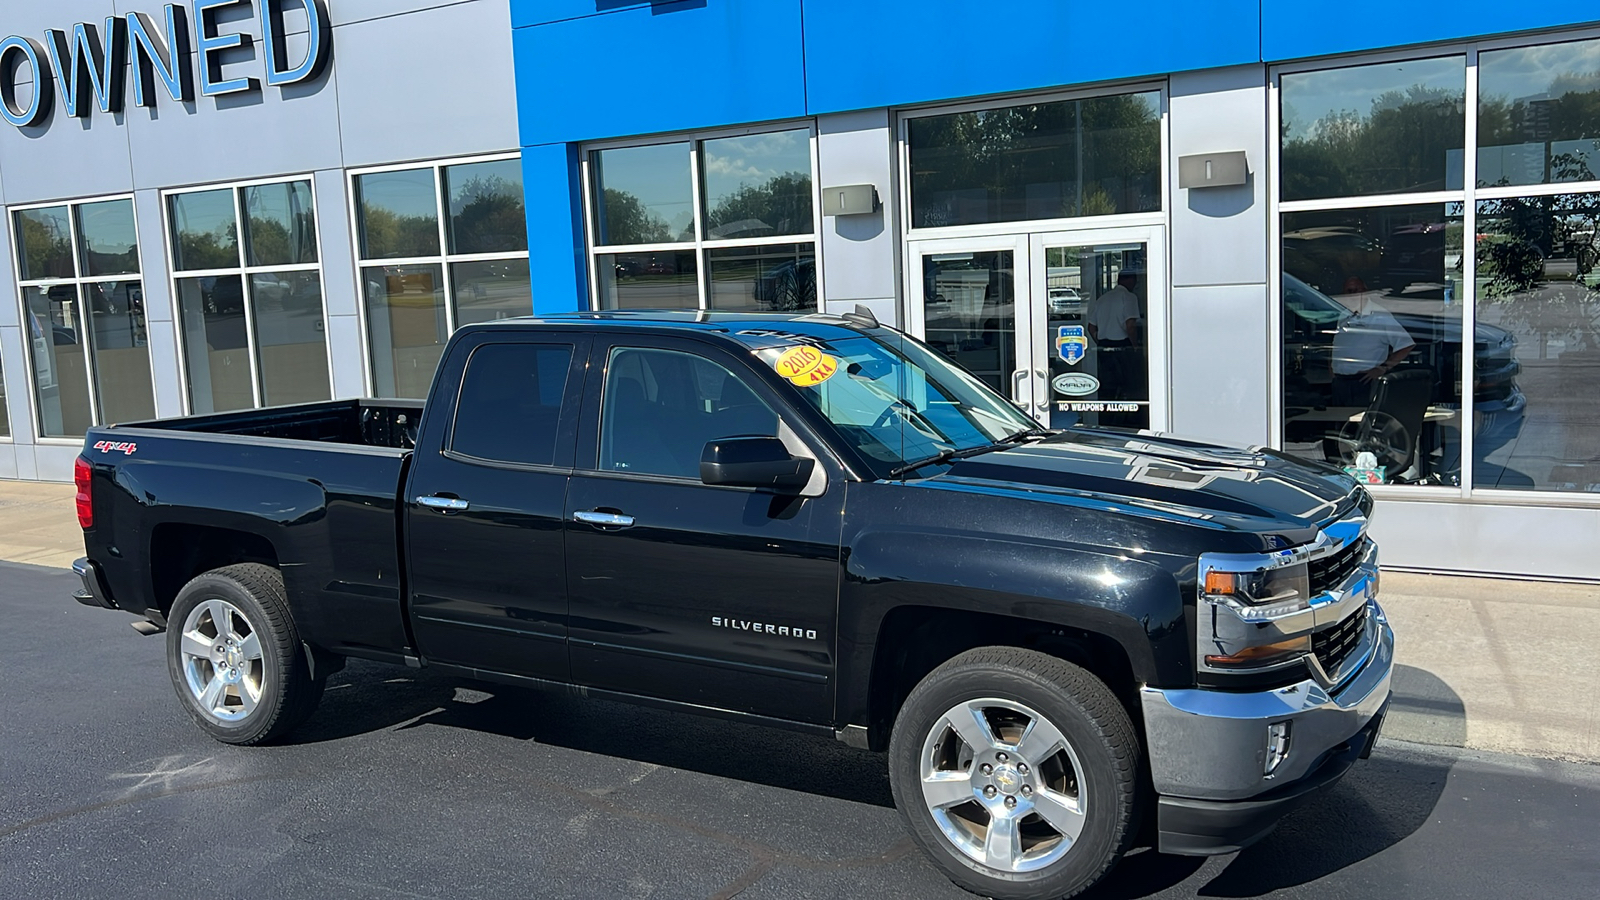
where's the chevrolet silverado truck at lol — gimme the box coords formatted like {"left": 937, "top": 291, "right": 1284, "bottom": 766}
{"left": 72, "top": 309, "right": 1392, "bottom": 900}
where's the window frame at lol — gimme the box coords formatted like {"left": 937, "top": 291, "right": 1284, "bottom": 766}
{"left": 896, "top": 80, "right": 1171, "bottom": 242}
{"left": 162, "top": 174, "right": 332, "bottom": 415}
{"left": 347, "top": 151, "right": 531, "bottom": 397}
{"left": 1269, "top": 25, "right": 1600, "bottom": 507}
{"left": 578, "top": 120, "right": 826, "bottom": 312}
{"left": 10, "top": 192, "right": 154, "bottom": 442}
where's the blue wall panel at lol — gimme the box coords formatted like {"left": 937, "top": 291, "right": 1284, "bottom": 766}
{"left": 514, "top": 0, "right": 807, "bottom": 146}
{"left": 511, "top": 1, "right": 654, "bottom": 29}
{"left": 1263, "top": 3, "right": 1600, "bottom": 62}
{"left": 801, "top": 0, "right": 1262, "bottom": 114}
{"left": 521, "top": 143, "right": 589, "bottom": 315}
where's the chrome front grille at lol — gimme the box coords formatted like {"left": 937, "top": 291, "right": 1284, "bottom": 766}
{"left": 1313, "top": 602, "right": 1369, "bottom": 675}
{"left": 1309, "top": 537, "right": 1366, "bottom": 596}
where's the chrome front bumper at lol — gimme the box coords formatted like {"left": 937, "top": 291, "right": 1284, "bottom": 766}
{"left": 1140, "top": 597, "right": 1394, "bottom": 802}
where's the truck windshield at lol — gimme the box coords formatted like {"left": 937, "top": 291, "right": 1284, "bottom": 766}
{"left": 749, "top": 329, "right": 1041, "bottom": 478}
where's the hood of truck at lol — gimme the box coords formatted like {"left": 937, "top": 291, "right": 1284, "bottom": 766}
{"left": 920, "top": 429, "right": 1363, "bottom": 545}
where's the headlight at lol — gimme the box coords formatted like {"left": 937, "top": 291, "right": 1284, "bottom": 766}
{"left": 1202, "top": 561, "right": 1310, "bottom": 619}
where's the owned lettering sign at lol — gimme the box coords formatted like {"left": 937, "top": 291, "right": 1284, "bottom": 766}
{"left": 0, "top": 0, "right": 330, "bottom": 128}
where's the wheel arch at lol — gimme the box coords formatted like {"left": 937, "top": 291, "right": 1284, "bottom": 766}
{"left": 861, "top": 605, "right": 1142, "bottom": 752}
{"left": 835, "top": 531, "right": 1191, "bottom": 751}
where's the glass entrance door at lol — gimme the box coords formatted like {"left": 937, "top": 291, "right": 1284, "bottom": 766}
{"left": 908, "top": 227, "right": 1166, "bottom": 431}
{"left": 1025, "top": 228, "right": 1167, "bottom": 430}
{"left": 906, "top": 235, "right": 1031, "bottom": 409}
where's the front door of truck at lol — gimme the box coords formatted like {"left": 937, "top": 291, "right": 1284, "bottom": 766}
{"left": 563, "top": 335, "right": 843, "bottom": 724}
{"left": 404, "top": 332, "right": 590, "bottom": 682}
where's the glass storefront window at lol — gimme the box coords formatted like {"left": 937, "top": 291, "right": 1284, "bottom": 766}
{"left": 251, "top": 271, "right": 330, "bottom": 407}
{"left": 0, "top": 360, "right": 9, "bottom": 437}
{"left": 354, "top": 156, "right": 532, "bottom": 397}
{"left": 169, "top": 189, "right": 240, "bottom": 271}
{"left": 585, "top": 128, "right": 820, "bottom": 311}
{"left": 1280, "top": 205, "right": 1466, "bottom": 485}
{"left": 907, "top": 91, "right": 1162, "bottom": 228}
{"left": 1479, "top": 39, "right": 1600, "bottom": 187}
{"left": 242, "top": 181, "right": 318, "bottom": 267}
{"left": 707, "top": 244, "right": 815, "bottom": 311}
{"left": 176, "top": 276, "right": 254, "bottom": 414}
{"left": 701, "top": 129, "right": 814, "bottom": 239}
{"left": 453, "top": 259, "right": 533, "bottom": 327}
{"left": 77, "top": 200, "right": 140, "bottom": 276}
{"left": 168, "top": 180, "right": 330, "bottom": 413}
{"left": 595, "top": 251, "right": 698, "bottom": 309}
{"left": 1280, "top": 56, "right": 1466, "bottom": 202}
{"left": 593, "top": 142, "right": 694, "bottom": 245}
{"left": 445, "top": 159, "right": 528, "bottom": 255}
{"left": 23, "top": 286, "right": 95, "bottom": 437}
{"left": 1474, "top": 192, "right": 1599, "bottom": 492}
{"left": 15, "top": 207, "right": 74, "bottom": 280}
{"left": 363, "top": 264, "right": 448, "bottom": 399}
{"left": 13, "top": 198, "right": 154, "bottom": 437}
{"left": 355, "top": 169, "right": 441, "bottom": 259}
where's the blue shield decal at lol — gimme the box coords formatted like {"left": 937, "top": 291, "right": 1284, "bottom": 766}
{"left": 1056, "top": 326, "right": 1087, "bottom": 365}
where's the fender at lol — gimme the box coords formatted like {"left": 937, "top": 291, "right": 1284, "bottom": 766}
{"left": 834, "top": 528, "right": 1192, "bottom": 729}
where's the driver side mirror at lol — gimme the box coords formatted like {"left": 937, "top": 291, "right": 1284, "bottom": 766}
{"left": 701, "top": 437, "right": 814, "bottom": 492}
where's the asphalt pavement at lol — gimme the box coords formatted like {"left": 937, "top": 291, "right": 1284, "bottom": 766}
{"left": 4, "top": 560, "right": 1599, "bottom": 900}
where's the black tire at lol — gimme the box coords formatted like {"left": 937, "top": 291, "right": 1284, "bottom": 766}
{"left": 165, "top": 563, "right": 324, "bottom": 745}
{"left": 888, "top": 647, "right": 1140, "bottom": 900}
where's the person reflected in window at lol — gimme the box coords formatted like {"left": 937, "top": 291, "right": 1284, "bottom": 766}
{"left": 1331, "top": 277, "right": 1415, "bottom": 406}
{"left": 1087, "top": 271, "right": 1145, "bottom": 426}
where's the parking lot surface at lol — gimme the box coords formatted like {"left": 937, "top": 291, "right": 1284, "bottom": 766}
{"left": 4, "top": 560, "right": 1599, "bottom": 900}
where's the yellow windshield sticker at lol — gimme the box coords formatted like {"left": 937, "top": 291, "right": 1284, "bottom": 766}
{"left": 773, "top": 345, "right": 825, "bottom": 380}
{"left": 771, "top": 345, "right": 839, "bottom": 387}
{"left": 788, "top": 353, "right": 839, "bottom": 387}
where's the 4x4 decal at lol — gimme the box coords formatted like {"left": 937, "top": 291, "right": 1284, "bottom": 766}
{"left": 93, "top": 441, "right": 137, "bottom": 456}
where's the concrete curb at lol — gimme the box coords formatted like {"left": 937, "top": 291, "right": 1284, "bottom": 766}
{"left": 4, "top": 478, "right": 1596, "bottom": 763}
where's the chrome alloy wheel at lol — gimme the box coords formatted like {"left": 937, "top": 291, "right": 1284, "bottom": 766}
{"left": 919, "top": 698, "right": 1088, "bottom": 874}
{"left": 178, "top": 598, "right": 265, "bottom": 722}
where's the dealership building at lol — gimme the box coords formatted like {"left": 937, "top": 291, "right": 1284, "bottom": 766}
{"left": 1, "top": 1, "right": 1599, "bottom": 580}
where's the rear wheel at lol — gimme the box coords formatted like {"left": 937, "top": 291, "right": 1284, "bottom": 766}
{"left": 889, "top": 647, "right": 1140, "bottom": 900}
{"left": 166, "top": 563, "right": 324, "bottom": 745}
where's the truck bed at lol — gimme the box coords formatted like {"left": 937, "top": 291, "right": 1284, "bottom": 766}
{"left": 133, "top": 399, "right": 424, "bottom": 449}
{"left": 82, "top": 399, "right": 423, "bottom": 660}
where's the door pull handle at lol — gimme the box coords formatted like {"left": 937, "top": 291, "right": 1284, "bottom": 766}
{"left": 1011, "top": 369, "right": 1028, "bottom": 404}
{"left": 574, "top": 510, "right": 635, "bottom": 528}
{"left": 417, "top": 496, "right": 470, "bottom": 512}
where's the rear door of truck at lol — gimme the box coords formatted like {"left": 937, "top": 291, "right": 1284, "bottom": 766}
{"left": 402, "top": 330, "right": 591, "bottom": 681}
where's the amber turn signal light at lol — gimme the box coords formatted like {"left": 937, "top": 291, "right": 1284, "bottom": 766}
{"left": 1205, "top": 635, "right": 1311, "bottom": 669}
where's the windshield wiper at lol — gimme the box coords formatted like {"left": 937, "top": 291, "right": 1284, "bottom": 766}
{"left": 998, "top": 425, "right": 1052, "bottom": 444}
{"left": 887, "top": 427, "right": 1051, "bottom": 479}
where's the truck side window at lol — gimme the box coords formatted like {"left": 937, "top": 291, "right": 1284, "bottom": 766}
{"left": 600, "top": 347, "right": 778, "bottom": 478}
{"left": 450, "top": 343, "right": 573, "bottom": 466}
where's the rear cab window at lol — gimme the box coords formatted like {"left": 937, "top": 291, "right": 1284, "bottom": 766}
{"left": 449, "top": 343, "right": 574, "bottom": 467}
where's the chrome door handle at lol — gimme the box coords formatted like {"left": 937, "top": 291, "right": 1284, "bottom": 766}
{"left": 1033, "top": 369, "right": 1050, "bottom": 413}
{"left": 1011, "top": 369, "right": 1028, "bottom": 404}
{"left": 574, "top": 510, "right": 635, "bottom": 528}
{"left": 416, "top": 496, "right": 470, "bottom": 512}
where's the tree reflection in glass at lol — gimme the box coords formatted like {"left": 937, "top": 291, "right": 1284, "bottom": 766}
{"left": 908, "top": 92, "right": 1160, "bottom": 228}
{"left": 1281, "top": 57, "right": 1465, "bottom": 201}
{"left": 1475, "top": 192, "right": 1600, "bottom": 492}
{"left": 1480, "top": 38, "right": 1600, "bottom": 187}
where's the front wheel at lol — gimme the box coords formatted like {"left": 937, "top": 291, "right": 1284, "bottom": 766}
{"left": 888, "top": 647, "right": 1140, "bottom": 900}
{"left": 166, "top": 563, "right": 324, "bottom": 745}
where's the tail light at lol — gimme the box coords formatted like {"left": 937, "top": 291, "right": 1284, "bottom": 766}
{"left": 74, "top": 457, "right": 93, "bottom": 530}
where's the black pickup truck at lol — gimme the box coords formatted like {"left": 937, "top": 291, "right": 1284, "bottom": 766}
{"left": 73, "top": 310, "right": 1392, "bottom": 900}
